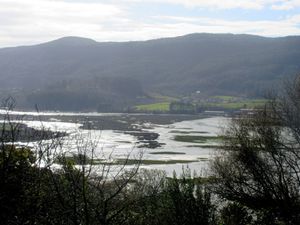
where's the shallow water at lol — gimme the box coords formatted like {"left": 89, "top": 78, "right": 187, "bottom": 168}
{"left": 0, "top": 110, "right": 229, "bottom": 176}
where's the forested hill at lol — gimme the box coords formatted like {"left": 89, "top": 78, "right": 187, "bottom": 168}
{"left": 0, "top": 33, "right": 300, "bottom": 111}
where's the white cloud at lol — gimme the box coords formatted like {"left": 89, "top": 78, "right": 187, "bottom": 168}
{"left": 100, "top": 15, "right": 300, "bottom": 41}
{"left": 123, "top": 0, "right": 285, "bottom": 10}
{"left": 153, "top": 15, "right": 300, "bottom": 37}
{"left": 0, "top": 0, "right": 125, "bottom": 46}
{"left": 272, "top": 0, "right": 300, "bottom": 10}
{"left": 0, "top": 0, "right": 300, "bottom": 47}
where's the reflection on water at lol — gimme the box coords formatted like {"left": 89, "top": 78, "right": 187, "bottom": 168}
{"left": 0, "top": 110, "right": 229, "bottom": 176}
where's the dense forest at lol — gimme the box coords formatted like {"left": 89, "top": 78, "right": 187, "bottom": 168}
{"left": 0, "top": 33, "right": 300, "bottom": 111}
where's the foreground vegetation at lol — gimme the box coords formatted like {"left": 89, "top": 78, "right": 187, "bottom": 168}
{"left": 2, "top": 76, "right": 300, "bottom": 225}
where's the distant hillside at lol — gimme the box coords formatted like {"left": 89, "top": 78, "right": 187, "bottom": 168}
{"left": 0, "top": 33, "right": 299, "bottom": 111}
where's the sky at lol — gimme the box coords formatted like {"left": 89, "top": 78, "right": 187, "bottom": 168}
{"left": 1, "top": 0, "right": 300, "bottom": 47}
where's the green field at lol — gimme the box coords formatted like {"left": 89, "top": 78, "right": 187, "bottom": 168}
{"left": 111, "top": 159, "right": 198, "bottom": 165}
{"left": 212, "top": 95, "right": 236, "bottom": 101}
{"left": 174, "top": 135, "right": 223, "bottom": 143}
{"left": 147, "top": 93, "right": 178, "bottom": 102}
{"left": 149, "top": 151, "right": 186, "bottom": 155}
{"left": 135, "top": 102, "right": 170, "bottom": 112}
{"left": 135, "top": 94, "right": 267, "bottom": 112}
{"left": 186, "top": 145, "right": 222, "bottom": 148}
{"left": 205, "top": 98, "right": 267, "bottom": 110}
{"left": 55, "top": 155, "right": 197, "bottom": 165}
{"left": 135, "top": 93, "right": 179, "bottom": 112}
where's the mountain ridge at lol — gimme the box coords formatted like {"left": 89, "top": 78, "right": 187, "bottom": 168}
{"left": 0, "top": 33, "right": 299, "bottom": 111}
{"left": 0, "top": 33, "right": 284, "bottom": 49}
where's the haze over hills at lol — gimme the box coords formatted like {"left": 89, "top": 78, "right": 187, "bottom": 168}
{"left": 0, "top": 33, "right": 300, "bottom": 111}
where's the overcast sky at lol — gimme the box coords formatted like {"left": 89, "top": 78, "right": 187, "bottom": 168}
{"left": 1, "top": 0, "right": 300, "bottom": 47}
